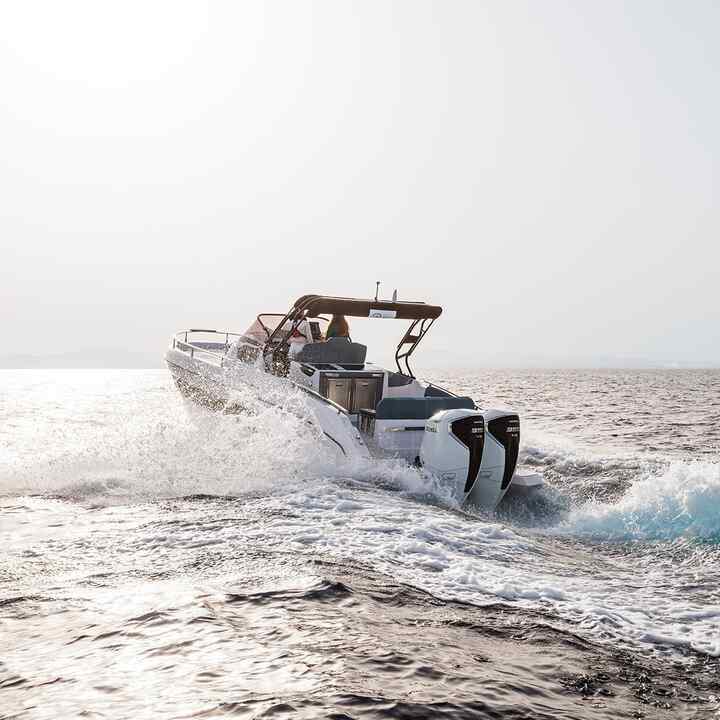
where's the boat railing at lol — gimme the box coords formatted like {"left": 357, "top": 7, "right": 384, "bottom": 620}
{"left": 171, "top": 329, "right": 259, "bottom": 367}
{"left": 170, "top": 328, "right": 349, "bottom": 417}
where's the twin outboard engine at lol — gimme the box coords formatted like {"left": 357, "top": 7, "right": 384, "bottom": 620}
{"left": 420, "top": 408, "right": 520, "bottom": 509}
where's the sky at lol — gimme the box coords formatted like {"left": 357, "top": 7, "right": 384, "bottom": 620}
{"left": 1, "top": 0, "right": 718, "bottom": 368}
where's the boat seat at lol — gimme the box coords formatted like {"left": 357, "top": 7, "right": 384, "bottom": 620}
{"left": 375, "top": 396, "right": 475, "bottom": 420}
{"left": 294, "top": 337, "right": 367, "bottom": 365}
{"left": 387, "top": 371, "right": 415, "bottom": 387}
{"left": 424, "top": 385, "right": 454, "bottom": 397}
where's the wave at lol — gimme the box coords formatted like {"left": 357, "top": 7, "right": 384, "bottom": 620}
{"left": 554, "top": 459, "right": 720, "bottom": 541}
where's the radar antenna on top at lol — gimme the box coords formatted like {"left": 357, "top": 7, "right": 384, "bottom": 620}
{"left": 374, "top": 281, "right": 380, "bottom": 301}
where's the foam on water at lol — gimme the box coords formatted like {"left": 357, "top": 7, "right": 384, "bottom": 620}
{"left": 556, "top": 459, "right": 720, "bottom": 541}
{"left": 248, "top": 476, "right": 720, "bottom": 656}
{"left": 0, "top": 370, "right": 337, "bottom": 500}
{"left": 0, "top": 370, "right": 453, "bottom": 509}
{"left": 3, "top": 369, "right": 720, "bottom": 659}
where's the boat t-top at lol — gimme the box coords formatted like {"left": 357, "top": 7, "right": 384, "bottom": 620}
{"left": 165, "top": 289, "right": 542, "bottom": 510}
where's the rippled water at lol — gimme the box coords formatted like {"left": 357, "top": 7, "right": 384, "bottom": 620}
{"left": 2, "top": 368, "right": 719, "bottom": 719}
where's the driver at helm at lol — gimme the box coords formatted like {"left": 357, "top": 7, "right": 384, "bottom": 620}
{"left": 325, "top": 314, "right": 350, "bottom": 340}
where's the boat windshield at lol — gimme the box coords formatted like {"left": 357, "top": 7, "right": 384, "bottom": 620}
{"left": 243, "top": 314, "right": 329, "bottom": 344}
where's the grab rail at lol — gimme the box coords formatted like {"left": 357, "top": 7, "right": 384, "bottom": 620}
{"left": 170, "top": 328, "right": 349, "bottom": 417}
{"left": 171, "top": 329, "right": 250, "bottom": 366}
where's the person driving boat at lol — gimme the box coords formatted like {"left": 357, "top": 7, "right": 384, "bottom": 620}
{"left": 326, "top": 314, "right": 350, "bottom": 340}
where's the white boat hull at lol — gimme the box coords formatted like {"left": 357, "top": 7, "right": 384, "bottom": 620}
{"left": 165, "top": 341, "right": 542, "bottom": 512}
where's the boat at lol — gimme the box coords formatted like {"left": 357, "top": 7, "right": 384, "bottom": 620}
{"left": 165, "top": 291, "right": 543, "bottom": 510}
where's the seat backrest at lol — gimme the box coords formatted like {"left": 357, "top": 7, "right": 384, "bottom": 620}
{"left": 295, "top": 337, "right": 367, "bottom": 364}
{"left": 424, "top": 384, "right": 453, "bottom": 397}
{"left": 375, "top": 396, "right": 475, "bottom": 420}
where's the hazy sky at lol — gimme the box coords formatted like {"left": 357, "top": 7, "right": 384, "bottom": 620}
{"left": 2, "top": 1, "right": 718, "bottom": 367}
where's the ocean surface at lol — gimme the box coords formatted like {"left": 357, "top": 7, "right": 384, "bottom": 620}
{"left": 1, "top": 368, "right": 719, "bottom": 719}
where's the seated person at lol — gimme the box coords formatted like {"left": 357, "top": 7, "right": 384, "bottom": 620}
{"left": 325, "top": 314, "right": 350, "bottom": 341}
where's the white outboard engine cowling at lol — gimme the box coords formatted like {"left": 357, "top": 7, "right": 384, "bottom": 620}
{"left": 420, "top": 408, "right": 520, "bottom": 510}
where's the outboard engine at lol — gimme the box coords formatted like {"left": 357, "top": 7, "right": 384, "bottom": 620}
{"left": 420, "top": 408, "right": 520, "bottom": 510}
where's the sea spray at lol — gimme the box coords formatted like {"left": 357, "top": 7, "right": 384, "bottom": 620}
{"left": 555, "top": 459, "right": 720, "bottom": 541}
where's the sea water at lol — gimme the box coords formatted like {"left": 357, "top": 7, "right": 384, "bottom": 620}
{"left": 1, "top": 368, "right": 719, "bottom": 719}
